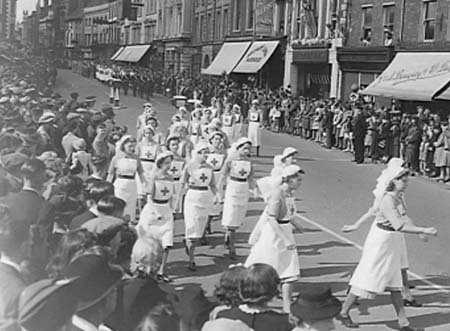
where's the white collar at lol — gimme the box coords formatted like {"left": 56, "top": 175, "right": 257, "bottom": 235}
{"left": 89, "top": 206, "right": 99, "bottom": 216}
{"left": 72, "top": 315, "right": 98, "bottom": 331}
{"left": 238, "top": 304, "right": 272, "bottom": 314}
{"left": 22, "top": 187, "right": 40, "bottom": 195}
{"left": 0, "top": 256, "right": 22, "bottom": 273}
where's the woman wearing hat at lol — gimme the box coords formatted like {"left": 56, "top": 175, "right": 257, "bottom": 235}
{"left": 190, "top": 107, "right": 203, "bottom": 145}
{"left": 178, "top": 142, "right": 220, "bottom": 270}
{"left": 165, "top": 135, "right": 186, "bottom": 215}
{"left": 138, "top": 151, "right": 175, "bottom": 282}
{"left": 200, "top": 108, "right": 212, "bottom": 140}
{"left": 247, "top": 100, "right": 263, "bottom": 156}
{"left": 205, "top": 131, "right": 227, "bottom": 238}
{"left": 246, "top": 165, "right": 305, "bottom": 313}
{"left": 177, "top": 125, "right": 193, "bottom": 161}
{"left": 219, "top": 137, "right": 256, "bottom": 260}
{"left": 136, "top": 126, "right": 161, "bottom": 201}
{"left": 222, "top": 104, "right": 236, "bottom": 144}
{"left": 233, "top": 104, "right": 244, "bottom": 141}
{"left": 339, "top": 162, "right": 437, "bottom": 331}
{"left": 107, "top": 135, "right": 146, "bottom": 223}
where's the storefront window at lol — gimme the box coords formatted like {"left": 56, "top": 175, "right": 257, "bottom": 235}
{"left": 383, "top": 5, "right": 395, "bottom": 46}
{"left": 423, "top": 0, "right": 437, "bottom": 41}
{"left": 361, "top": 6, "right": 373, "bottom": 46}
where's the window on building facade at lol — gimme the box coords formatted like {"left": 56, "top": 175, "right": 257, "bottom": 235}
{"left": 177, "top": 6, "right": 182, "bottom": 35}
{"left": 207, "top": 13, "right": 212, "bottom": 40}
{"left": 125, "top": 26, "right": 130, "bottom": 44}
{"left": 233, "top": 0, "right": 241, "bottom": 31}
{"left": 423, "top": 0, "right": 437, "bottom": 41}
{"left": 194, "top": 16, "right": 199, "bottom": 43}
{"left": 361, "top": 6, "right": 373, "bottom": 45}
{"left": 200, "top": 15, "right": 205, "bottom": 41}
{"left": 215, "top": 11, "right": 221, "bottom": 39}
{"left": 145, "top": 25, "right": 151, "bottom": 42}
{"left": 277, "top": 0, "right": 286, "bottom": 35}
{"left": 383, "top": 4, "right": 395, "bottom": 46}
{"left": 223, "top": 9, "right": 229, "bottom": 36}
{"left": 246, "top": 0, "right": 254, "bottom": 30}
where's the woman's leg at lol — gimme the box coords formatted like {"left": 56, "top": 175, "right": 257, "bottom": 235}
{"left": 227, "top": 228, "right": 237, "bottom": 259}
{"left": 187, "top": 239, "right": 197, "bottom": 269}
{"left": 158, "top": 248, "right": 170, "bottom": 276}
{"left": 282, "top": 282, "right": 293, "bottom": 313}
{"left": 390, "top": 290, "right": 410, "bottom": 328}
{"left": 340, "top": 292, "right": 358, "bottom": 317}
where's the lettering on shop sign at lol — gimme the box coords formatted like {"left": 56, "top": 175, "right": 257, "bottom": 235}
{"left": 380, "top": 60, "right": 450, "bottom": 85}
{"left": 293, "top": 49, "right": 329, "bottom": 63}
{"left": 245, "top": 45, "right": 269, "bottom": 63}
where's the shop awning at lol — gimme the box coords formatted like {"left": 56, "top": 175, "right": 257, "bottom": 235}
{"left": 361, "top": 52, "right": 450, "bottom": 101}
{"left": 202, "top": 42, "right": 251, "bottom": 75}
{"left": 110, "top": 47, "right": 124, "bottom": 61}
{"left": 114, "top": 45, "right": 151, "bottom": 63}
{"left": 233, "top": 40, "right": 280, "bottom": 74}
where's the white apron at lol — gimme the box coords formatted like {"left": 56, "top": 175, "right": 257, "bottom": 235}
{"left": 138, "top": 179, "right": 174, "bottom": 248}
{"left": 190, "top": 121, "right": 202, "bottom": 145}
{"left": 221, "top": 160, "right": 251, "bottom": 228}
{"left": 169, "top": 158, "right": 185, "bottom": 213}
{"left": 184, "top": 167, "right": 214, "bottom": 239}
{"left": 234, "top": 114, "right": 243, "bottom": 141}
{"left": 207, "top": 152, "right": 226, "bottom": 216}
{"left": 248, "top": 111, "right": 261, "bottom": 147}
{"left": 137, "top": 143, "right": 158, "bottom": 195}
{"left": 114, "top": 158, "right": 138, "bottom": 222}
{"left": 222, "top": 114, "right": 235, "bottom": 143}
{"left": 350, "top": 221, "right": 403, "bottom": 297}
{"left": 245, "top": 197, "right": 300, "bottom": 281}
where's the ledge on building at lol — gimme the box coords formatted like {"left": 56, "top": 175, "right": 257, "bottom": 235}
{"left": 397, "top": 40, "right": 450, "bottom": 51}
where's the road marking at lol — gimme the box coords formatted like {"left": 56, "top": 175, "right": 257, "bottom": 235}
{"left": 295, "top": 213, "right": 450, "bottom": 294}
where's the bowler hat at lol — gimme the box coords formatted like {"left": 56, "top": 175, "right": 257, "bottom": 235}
{"left": 290, "top": 286, "right": 341, "bottom": 322}
{"left": 62, "top": 253, "right": 123, "bottom": 311}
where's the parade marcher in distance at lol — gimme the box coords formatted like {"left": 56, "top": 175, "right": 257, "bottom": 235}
{"left": 190, "top": 107, "right": 203, "bottom": 145}
{"left": 107, "top": 135, "right": 147, "bottom": 224}
{"left": 246, "top": 165, "right": 305, "bottom": 313}
{"left": 165, "top": 134, "right": 186, "bottom": 215}
{"left": 222, "top": 103, "right": 236, "bottom": 144}
{"left": 247, "top": 100, "right": 263, "bottom": 157}
{"left": 338, "top": 162, "right": 437, "bottom": 331}
{"left": 219, "top": 137, "right": 256, "bottom": 260}
{"left": 178, "top": 142, "right": 220, "bottom": 271}
{"left": 233, "top": 104, "right": 244, "bottom": 142}
{"left": 137, "top": 151, "right": 176, "bottom": 283}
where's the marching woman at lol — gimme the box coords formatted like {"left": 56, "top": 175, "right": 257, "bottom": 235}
{"left": 233, "top": 104, "right": 244, "bottom": 141}
{"left": 338, "top": 162, "right": 437, "bottom": 331}
{"left": 136, "top": 102, "right": 153, "bottom": 141}
{"left": 219, "top": 137, "right": 256, "bottom": 260}
{"left": 190, "top": 107, "right": 203, "bottom": 145}
{"left": 136, "top": 125, "right": 161, "bottom": 205}
{"left": 179, "top": 142, "right": 220, "bottom": 270}
{"left": 246, "top": 165, "right": 305, "bottom": 314}
{"left": 166, "top": 134, "right": 186, "bottom": 215}
{"left": 178, "top": 125, "right": 194, "bottom": 161}
{"left": 205, "top": 131, "right": 227, "bottom": 240}
{"left": 200, "top": 109, "right": 213, "bottom": 141}
{"left": 178, "top": 107, "right": 190, "bottom": 129}
{"left": 137, "top": 151, "right": 175, "bottom": 282}
{"left": 222, "top": 104, "right": 236, "bottom": 144}
{"left": 247, "top": 99, "right": 263, "bottom": 156}
{"left": 342, "top": 158, "right": 424, "bottom": 307}
{"left": 107, "top": 135, "right": 146, "bottom": 223}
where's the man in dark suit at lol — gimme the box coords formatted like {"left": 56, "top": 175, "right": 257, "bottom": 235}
{"left": 352, "top": 107, "right": 367, "bottom": 164}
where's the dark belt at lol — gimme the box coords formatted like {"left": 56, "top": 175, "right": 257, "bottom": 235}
{"left": 230, "top": 176, "right": 247, "bottom": 182}
{"left": 277, "top": 220, "right": 290, "bottom": 224}
{"left": 189, "top": 186, "right": 208, "bottom": 191}
{"left": 173, "top": 177, "right": 180, "bottom": 181}
{"left": 223, "top": 124, "right": 232, "bottom": 127}
{"left": 152, "top": 199, "right": 169, "bottom": 204}
{"left": 377, "top": 223, "right": 395, "bottom": 232}
{"left": 118, "top": 175, "right": 134, "bottom": 179}
{"left": 140, "top": 158, "right": 155, "bottom": 162}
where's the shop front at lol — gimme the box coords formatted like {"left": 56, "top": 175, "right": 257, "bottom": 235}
{"left": 292, "top": 45, "right": 331, "bottom": 99}
{"left": 337, "top": 46, "right": 395, "bottom": 102}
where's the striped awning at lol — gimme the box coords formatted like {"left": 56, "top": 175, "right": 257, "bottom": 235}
{"left": 310, "top": 74, "right": 330, "bottom": 85}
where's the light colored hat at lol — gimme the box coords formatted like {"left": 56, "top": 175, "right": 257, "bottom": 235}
{"left": 282, "top": 164, "right": 304, "bottom": 178}
{"left": 372, "top": 158, "right": 407, "bottom": 209}
{"left": 143, "top": 125, "right": 155, "bottom": 135}
{"left": 143, "top": 102, "right": 152, "bottom": 108}
{"left": 235, "top": 137, "right": 252, "bottom": 149}
{"left": 67, "top": 113, "right": 82, "bottom": 121}
{"left": 155, "top": 151, "right": 174, "bottom": 165}
{"left": 37, "top": 151, "right": 58, "bottom": 163}
{"left": 19, "top": 96, "right": 30, "bottom": 103}
{"left": 75, "top": 107, "right": 87, "bottom": 113}
{"left": 72, "top": 138, "right": 86, "bottom": 151}
{"left": 209, "top": 130, "right": 224, "bottom": 142}
{"left": 38, "top": 112, "right": 56, "bottom": 124}
{"left": 281, "top": 147, "right": 297, "bottom": 160}
{"left": 172, "top": 114, "right": 181, "bottom": 123}
{"left": 210, "top": 118, "right": 222, "bottom": 128}
{"left": 251, "top": 99, "right": 259, "bottom": 105}
{"left": 193, "top": 141, "right": 209, "bottom": 154}
{"left": 117, "top": 134, "right": 135, "bottom": 152}
{"left": 201, "top": 319, "right": 254, "bottom": 331}
{"left": 0, "top": 96, "right": 9, "bottom": 104}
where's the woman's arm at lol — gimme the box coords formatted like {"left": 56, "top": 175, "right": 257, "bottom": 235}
{"left": 106, "top": 157, "right": 116, "bottom": 182}
{"left": 342, "top": 207, "right": 376, "bottom": 232}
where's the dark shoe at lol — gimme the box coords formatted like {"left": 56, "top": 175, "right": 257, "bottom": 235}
{"left": 188, "top": 261, "right": 196, "bottom": 271}
{"left": 224, "top": 235, "right": 230, "bottom": 248}
{"left": 182, "top": 239, "right": 188, "bottom": 256}
{"left": 403, "top": 299, "right": 422, "bottom": 307}
{"left": 337, "top": 314, "right": 359, "bottom": 328}
{"left": 156, "top": 273, "right": 172, "bottom": 283}
{"left": 400, "top": 326, "right": 424, "bottom": 331}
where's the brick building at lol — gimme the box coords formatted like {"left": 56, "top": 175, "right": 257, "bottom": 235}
{"left": 0, "top": 0, "right": 17, "bottom": 41}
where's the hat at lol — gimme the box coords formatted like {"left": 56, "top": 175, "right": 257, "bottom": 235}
{"left": 166, "top": 134, "right": 181, "bottom": 144}
{"left": 143, "top": 102, "right": 152, "bottom": 108}
{"left": 18, "top": 278, "right": 79, "bottom": 331}
{"left": 72, "top": 138, "right": 86, "bottom": 150}
{"left": 202, "top": 319, "right": 254, "bottom": 331}
{"left": 0, "top": 96, "right": 9, "bottom": 104}
{"left": 372, "top": 159, "right": 407, "bottom": 209}
{"left": 203, "top": 108, "right": 212, "bottom": 115}
{"left": 193, "top": 141, "right": 209, "bottom": 154}
{"left": 24, "top": 88, "right": 36, "bottom": 95}
{"left": 235, "top": 137, "right": 252, "bottom": 149}
{"left": 281, "top": 147, "right": 297, "bottom": 160}
{"left": 85, "top": 96, "right": 97, "bottom": 103}
{"left": 37, "top": 151, "right": 58, "bottom": 163}
{"left": 172, "top": 114, "right": 181, "bottom": 122}
{"left": 155, "top": 151, "right": 174, "bottom": 165}
{"left": 252, "top": 99, "right": 259, "bottom": 105}
{"left": 0, "top": 152, "right": 29, "bottom": 174}
{"left": 290, "top": 286, "right": 341, "bottom": 322}
{"left": 75, "top": 107, "right": 87, "bottom": 113}
{"left": 210, "top": 118, "right": 222, "bottom": 128}
{"left": 209, "top": 130, "right": 224, "bottom": 142}
{"left": 37, "top": 112, "right": 55, "bottom": 124}
{"left": 67, "top": 112, "right": 82, "bottom": 121}
{"left": 62, "top": 253, "right": 123, "bottom": 311}
{"left": 282, "top": 165, "right": 304, "bottom": 178}
{"left": 82, "top": 216, "right": 125, "bottom": 242}
{"left": 19, "top": 96, "right": 30, "bottom": 103}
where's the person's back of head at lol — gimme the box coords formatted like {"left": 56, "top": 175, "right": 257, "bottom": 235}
{"left": 134, "top": 304, "right": 180, "bottom": 331}
{"left": 87, "top": 181, "right": 115, "bottom": 205}
{"left": 97, "top": 195, "right": 126, "bottom": 217}
{"left": 240, "top": 263, "right": 280, "bottom": 307}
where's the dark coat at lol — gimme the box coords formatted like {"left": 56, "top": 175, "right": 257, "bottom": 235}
{"left": 0, "top": 262, "right": 26, "bottom": 328}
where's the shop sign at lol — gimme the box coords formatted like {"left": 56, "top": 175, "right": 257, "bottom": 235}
{"left": 255, "top": 0, "right": 274, "bottom": 36}
{"left": 379, "top": 59, "right": 450, "bottom": 83}
{"left": 245, "top": 45, "right": 269, "bottom": 63}
{"left": 293, "top": 48, "right": 329, "bottom": 63}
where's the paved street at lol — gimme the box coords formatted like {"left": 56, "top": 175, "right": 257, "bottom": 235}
{"left": 56, "top": 70, "right": 450, "bottom": 330}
